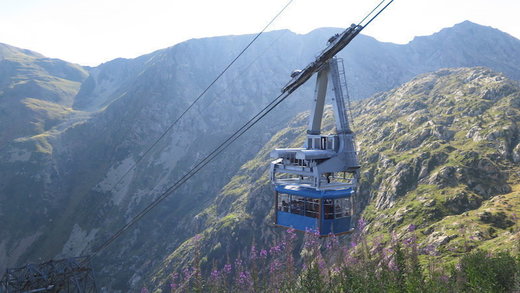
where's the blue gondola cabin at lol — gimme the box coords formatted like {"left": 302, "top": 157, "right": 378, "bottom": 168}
{"left": 274, "top": 184, "right": 354, "bottom": 236}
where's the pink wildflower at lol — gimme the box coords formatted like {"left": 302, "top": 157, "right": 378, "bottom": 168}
{"left": 250, "top": 245, "right": 257, "bottom": 260}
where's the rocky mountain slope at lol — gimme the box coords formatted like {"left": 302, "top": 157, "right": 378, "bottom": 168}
{"left": 356, "top": 67, "right": 519, "bottom": 252}
{"left": 150, "top": 67, "right": 520, "bottom": 289}
{"left": 1, "top": 21, "right": 520, "bottom": 291}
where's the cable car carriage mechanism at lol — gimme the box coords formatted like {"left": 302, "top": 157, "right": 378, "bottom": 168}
{"left": 267, "top": 0, "right": 396, "bottom": 235}
{"left": 270, "top": 32, "right": 361, "bottom": 236}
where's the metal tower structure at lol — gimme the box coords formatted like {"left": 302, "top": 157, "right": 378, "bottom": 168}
{"left": 0, "top": 256, "right": 97, "bottom": 293}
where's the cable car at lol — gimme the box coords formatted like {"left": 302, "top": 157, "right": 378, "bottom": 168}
{"left": 274, "top": 184, "right": 354, "bottom": 236}
{"left": 270, "top": 56, "right": 360, "bottom": 236}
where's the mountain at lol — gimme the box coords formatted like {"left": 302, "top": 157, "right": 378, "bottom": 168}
{"left": 0, "top": 43, "right": 88, "bottom": 145}
{"left": 405, "top": 21, "right": 520, "bottom": 80}
{"left": 1, "top": 21, "right": 520, "bottom": 291}
{"left": 356, "top": 67, "right": 519, "bottom": 256}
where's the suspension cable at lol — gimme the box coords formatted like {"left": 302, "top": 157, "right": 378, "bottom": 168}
{"left": 357, "top": 0, "right": 386, "bottom": 26}
{"left": 89, "top": 91, "right": 289, "bottom": 258}
{"left": 359, "top": 0, "right": 394, "bottom": 28}
{"left": 109, "top": 0, "right": 294, "bottom": 192}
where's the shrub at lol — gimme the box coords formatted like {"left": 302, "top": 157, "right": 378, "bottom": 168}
{"left": 457, "top": 250, "right": 519, "bottom": 292}
{"left": 151, "top": 222, "right": 519, "bottom": 292}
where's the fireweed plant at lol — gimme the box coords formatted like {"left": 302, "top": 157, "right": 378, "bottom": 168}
{"left": 142, "top": 219, "right": 519, "bottom": 292}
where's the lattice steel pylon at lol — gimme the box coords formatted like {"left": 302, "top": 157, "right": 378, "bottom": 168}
{"left": 0, "top": 256, "right": 97, "bottom": 293}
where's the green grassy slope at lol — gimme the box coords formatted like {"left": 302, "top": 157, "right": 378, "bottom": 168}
{"left": 0, "top": 43, "right": 88, "bottom": 144}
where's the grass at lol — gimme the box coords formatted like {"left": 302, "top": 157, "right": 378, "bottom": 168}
{"left": 22, "top": 98, "right": 74, "bottom": 119}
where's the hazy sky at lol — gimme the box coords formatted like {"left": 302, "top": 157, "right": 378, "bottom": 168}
{"left": 1, "top": 0, "right": 519, "bottom": 66}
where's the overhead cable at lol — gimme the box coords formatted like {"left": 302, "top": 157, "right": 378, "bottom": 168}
{"left": 109, "top": 0, "right": 295, "bottom": 192}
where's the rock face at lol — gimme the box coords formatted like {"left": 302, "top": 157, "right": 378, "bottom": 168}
{"left": 1, "top": 21, "right": 520, "bottom": 291}
{"left": 356, "top": 67, "right": 517, "bottom": 208}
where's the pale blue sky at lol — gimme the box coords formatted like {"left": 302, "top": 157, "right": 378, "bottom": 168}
{"left": 1, "top": 0, "right": 518, "bottom": 66}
